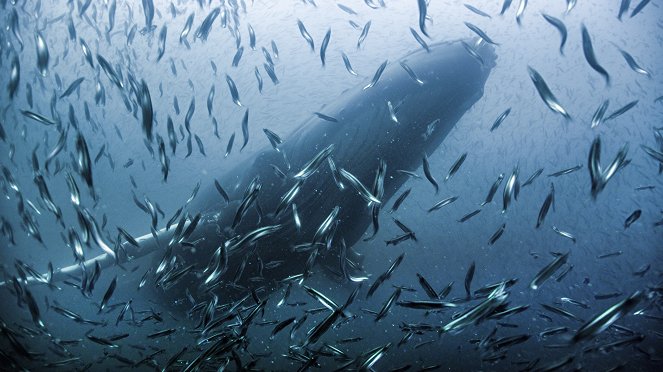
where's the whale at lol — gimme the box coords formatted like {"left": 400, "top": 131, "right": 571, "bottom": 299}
{"left": 13, "top": 40, "right": 496, "bottom": 310}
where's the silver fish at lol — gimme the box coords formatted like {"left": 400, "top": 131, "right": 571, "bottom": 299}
{"left": 294, "top": 144, "right": 334, "bottom": 179}
{"left": 490, "top": 108, "right": 511, "bottom": 131}
{"left": 248, "top": 24, "right": 256, "bottom": 50}
{"left": 542, "top": 14, "right": 567, "bottom": 55}
{"left": 619, "top": 49, "right": 650, "bottom": 77}
{"left": 156, "top": 26, "right": 167, "bottom": 62}
{"left": 180, "top": 13, "right": 194, "bottom": 43}
{"left": 516, "top": 0, "right": 528, "bottom": 25}
{"left": 357, "top": 21, "right": 371, "bottom": 49}
{"left": 536, "top": 184, "right": 554, "bottom": 228}
{"left": 591, "top": 100, "right": 609, "bottom": 128}
{"left": 605, "top": 100, "right": 638, "bottom": 121}
{"left": 240, "top": 110, "right": 249, "bottom": 151}
{"left": 363, "top": 60, "right": 388, "bottom": 90}
{"left": 410, "top": 27, "right": 430, "bottom": 52}
{"left": 464, "top": 22, "right": 498, "bottom": 45}
{"left": 60, "top": 77, "right": 85, "bottom": 99}
{"left": 297, "top": 20, "right": 315, "bottom": 51}
{"left": 320, "top": 29, "right": 331, "bottom": 66}
{"left": 417, "top": 0, "right": 429, "bottom": 37}
{"left": 572, "top": 292, "right": 643, "bottom": 342}
{"left": 226, "top": 74, "right": 242, "bottom": 106}
{"left": 342, "top": 52, "right": 358, "bottom": 76}
{"left": 527, "top": 66, "right": 570, "bottom": 119}
{"left": 581, "top": 25, "right": 610, "bottom": 85}
{"left": 502, "top": 166, "right": 518, "bottom": 213}
{"left": 400, "top": 61, "right": 424, "bottom": 85}
{"left": 35, "top": 32, "right": 49, "bottom": 77}
{"left": 422, "top": 154, "right": 439, "bottom": 194}
{"left": 428, "top": 196, "right": 458, "bottom": 213}
{"left": 552, "top": 226, "right": 576, "bottom": 243}
{"left": 9, "top": 55, "right": 20, "bottom": 99}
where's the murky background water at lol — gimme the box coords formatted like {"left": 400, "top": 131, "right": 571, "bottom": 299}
{"left": 1, "top": 0, "right": 662, "bottom": 370}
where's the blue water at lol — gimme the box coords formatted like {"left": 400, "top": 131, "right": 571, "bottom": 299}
{"left": 1, "top": 0, "right": 662, "bottom": 370}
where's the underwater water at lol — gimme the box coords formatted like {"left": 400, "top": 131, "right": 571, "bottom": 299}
{"left": 1, "top": 0, "right": 663, "bottom": 370}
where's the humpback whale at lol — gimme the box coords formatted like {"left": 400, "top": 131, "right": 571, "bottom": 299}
{"left": 15, "top": 40, "right": 496, "bottom": 310}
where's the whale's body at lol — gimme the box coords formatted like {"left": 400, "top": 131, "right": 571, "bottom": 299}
{"left": 32, "top": 40, "right": 496, "bottom": 309}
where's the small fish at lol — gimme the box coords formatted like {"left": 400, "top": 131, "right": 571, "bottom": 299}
{"left": 482, "top": 173, "right": 504, "bottom": 205}
{"left": 367, "top": 253, "right": 405, "bottom": 298}
{"left": 490, "top": 108, "right": 511, "bottom": 131}
{"left": 320, "top": 29, "right": 331, "bottom": 66}
{"left": 195, "top": 7, "right": 220, "bottom": 41}
{"left": 605, "top": 100, "right": 638, "bottom": 121}
{"left": 428, "top": 196, "right": 458, "bottom": 213}
{"left": 248, "top": 24, "right": 256, "bottom": 50}
{"left": 500, "top": 0, "right": 513, "bottom": 15}
{"left": 387, "top": 101, "right": 399, "bottom": 123}
{"left": 619, "top": 49, "right": 650, "bottom": 77}
{"left": 264, "top": 63, "right": 279, "bottom": 85}
{"left": 528, "top": 66, "right": 570, "bottom": 119}
{"left": 464, "top": 261, "right": 476, "bottom": 299}
{"left": 294, "top": 144, "right": 334, "bottom": 179}
{"left": 297, "top": 20, "right": 315, "bottom": 51}
{"left": 225, "top": 74, "right": 242, "bottom": 107}
{"left": 417, "top": 0, "right": 429, "bottom": 37}
{"left": 390, "top": 188, "right": 412, "bottom": 213}
{"left": 341, "top": 53, "right": 358, "bottom": 76}
{"left": 8, "top": 55, "right": 19, "bottom": 99}
{"left": 339, "top": 168, "right": 381, "bottom": 204}
{"left": 255, "top": 67, "right": 264, "bottom": 93}
{"left": 410, "top": 28, "right": 430, "bottom": 52}
{"left": 530, "top": 252, "right": 569, "bottom": 290}
{"left": 461, "top": 41, "right": 484, "bottom": 65}
{"left": 400, "top": 62, "right": 424, "bottom": 85}
{"left": 552, "top": 226, "right": 576, "bottom": 243}
{"left": 225, "top": 133, "right": 235, "bottom": 158}
{"left": 337, "top": 3, "right": 357, "bottom": 15}
{"left": 35, "top": 32, "right": 49, "bottom": 76}
{"left": 180, "top": 13, "right": 194, "bottom": 43}
{"left": 240, "top": 110, "right": 249, "bottom": 151}
{"left": 572, "top": 292, "right": 643, "bottom": 342}
{"left": 464, "top": 22, "right": 498, "bottom": 45}
{"left": 591, "top": 100, "right": 610, "bottom": 128}
{"left": 536, "top": 184, "right": 555, "bottom": 228}
{"left": 581, "top": 25, "right": 610, "bottom": 85}
{"left": 422, "top": 154, "right": 439, "bottom": 194}
{"left": 488, "top": 223, "right": 506, "bottom": 245}
{"left": 516, "top": 0, "right": 528, "bottom": 25}
{"left": 375, "top": 288, "right": 401, "bottom": 322}
{"left": 364, "top": 60, "right": 388, "bottom": 90}
{"left": 232, "top": 46, "right": 244, "bottom": 67}
{"left": 314, "top": 112, "right": 338, "bottom": 122}
{"left": 139, "top": 80, "right": 154, "bottom": 142}
{"left": 458, "top": 209, "right": 481, "bottom": 223}
{"left": 263, "top": 128, "right": 282, "bottom": 151}
{"left": 541, "top": 14, "right": 567, "bottom": 55}
{"left": 502, "top": 166, "right": 519, "bottom": 213}
{"left": 630, "top": 0, "right": 651, "bottom": 17}
{"left": 548, "top": 165, "right": 582, "bottom": 177}
{"left": 99, "top": 277, "right": 117, "bottom": 313}
{"left": 465, "top": 4, "right": 491, "bottom": 18}
{"left": 624, "top": 210, "right": 641, "bottom": 229}
{"left": 522, "top": 168, "right": 543, "bottom": 187}
{"left": 22, "top": 110, "right": 55, "bottom": 125}
{"left": 156, "top": 26, "right": 167, "bottom": 62}
{"left": 147, "top": 328, "right": 176, "bottom": 339}
{"left": 59, "top": 77, "right": 85, "bottom": 98}
{"left": 270, "top": 317, "right": 296, "bottom": 339}
{"left": 357, "top": 21, "right": 371, "bottom": 49}
{"left": 589, "top": 136, "right": 629, "bottom": 198}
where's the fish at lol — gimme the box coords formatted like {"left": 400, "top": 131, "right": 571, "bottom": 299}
{"left": 368, "top": 253, "right": 405, "bottom": 298}
{"left": 364, "top": 60, "right": 388, "bottom": 90}
{"left": 548, "top": 165, "right": 582, "bottom": 177}
{"left": 464, "top": 22, "right": 498, "bottom": 45}
{"left": 458, "top": 209, "right": 482, "bottom": 222}
{"left": 417, "top": 0, "right": 429, "bottom": 37}
{"left": 180, "top": 13, "right": 194, "bottom": 43}
{"left": 513, "top": 0, "right": 527, "bottom": 25}
{"left": 375, "top": 288, "right": 401, "bottom": 321}
{"left": 605, "top": 100, "right": 638, "bottom": 121}
{"left": 194, "top": 7, "right": 220, "bottom": 41}
{"left": 529, "top": 252, "right": 569, "bottom": 290}
{"left": 422, "top": 154, "right": 439, "bottom": 194}
{"left": 581, "top": 25, "right": 610, "bottom": 85}
{"left": 390, "top": 188, "right": 412, "bottom": 213}
{"left": 527, "top": 66, "right": 570, "bottom": 119}
{"left": 624, "top": 210, "right": 641, "bottom": 228}
{"left": 588, "top": 136, "right": 629, "bottom": 198}
{"left": 541, "top": 14, "right": 567, "bottom": 55}
{"left": 465, "top": 4, "right": 491, "bottom": 18}
{"left": 248, "top": 24, "right": 256, "bottom": 50}
{"left": 410, "top": 28, "right": 430, "bottom": 52}
{"left": 320, "top": 29, "right": 331, "bottom": 66}
{"left": 572, "top": 292, "right": 643, "bottom": 342}
{"left": 619, "top": 49, "right": 650, "bottom": 77}
{"left": 502, "top": 166, "right": 519, "bottom": 213}
{"left": 21, "top": 110, "right": 56, "bottom": 125}
{"left": 630, "top": 0, "right": 651, "bottom": 17}
{"left": 618, "top": 0, "right": 632, "bottom": 20}
{"left": 482, "top": 173, "right": 504, "bottom": 205}
{"left": 591, "top": 100, "right": 610, "bottom": 128}
{"left": 536, "top": 184, "right": 555, "bottom": 228}
{"left": 400, "top": 61, "right": 425, "bottom": 85}
{"left": 240, "top": 110, "right": 250, "bottom": 151}
{"left": 522, "top": 168, "right": 543, "bottom": 187}
{"left": 314, "top": 112, "right": 338, "bottom": 122}
{"left": 138, "top": 80, "right": 154, "bottom": 142}
{"left": 552, "top": 226, "right": 576, "bottom": 243}
{"left": 427, "top": 196, "right": 458, "bottom": 213}
{"left": 59, "top": 77, "right": 85, "bottom": 99}
{"left": 98, "top": 277, "right": 117, "bottom": 313}
{"left": 225, "top": 74, "right": 242, "bottom": 106}
{"left": 8, "top": 55, "right": 20, "bottom": 99}
{"left": 357, "top": 21, "right": 371, "bottom": 49}
{"left": 35, "top": 32, "right": 49, "bottom": 76}
{"left": 446, "top": 153, "right": 467, "bottom": 181}
{"left": 297, "top": 20, "right": 315, "bottom": 51}
{"left": 156, "top": 26, "right": 167, "bottom": 62}
{"left": 490, "top": 108, "right": 511, "bottom": 131}
{"left": 488, "top": 223, "right": 506, "bottom": 245}
{"left": 500, "top": 0, "right": 513, "bottom": 15}
{"left": 232, "top": 47, "right": 244, "bottom": 67}
{"left": 465, "top": 261, "right": 476, "bottom": 299}
{"left": 341, "top": 53, "right": 358, "bottom": 76}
